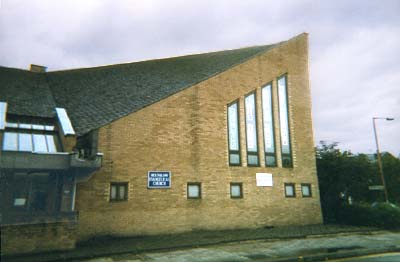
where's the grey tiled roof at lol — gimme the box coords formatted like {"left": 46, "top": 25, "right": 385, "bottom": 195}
{"left": 0, "top": 42, "right": 281, "bottom": 136}
{"left": 0, "top": 67, "right": 56, "bottom": 118}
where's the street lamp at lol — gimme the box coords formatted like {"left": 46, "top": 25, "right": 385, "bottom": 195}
{"left": 372, "top": 117, "right": 394, "bottom": 203}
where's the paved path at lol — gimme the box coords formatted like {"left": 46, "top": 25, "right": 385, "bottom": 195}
{"left": 80, "top": 231, "right": 400, "bottom": 262}
{"left": 329, "top": 252, "right": 400, "bottom": 262}
{"left": 2, "top": 225, "right": 397, "bottom": 262}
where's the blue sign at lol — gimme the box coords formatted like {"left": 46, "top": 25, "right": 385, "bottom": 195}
{"left": 148, "top": 171, "right": 171, "bottom": 188}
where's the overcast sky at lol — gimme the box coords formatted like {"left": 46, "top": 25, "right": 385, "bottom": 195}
{"left": 0, "top": 0, "right": 399, "bottom": 156}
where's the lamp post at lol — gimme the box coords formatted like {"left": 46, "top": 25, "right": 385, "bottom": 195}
{"left": 372, "top": 117, "right": 394, "bottom": 203}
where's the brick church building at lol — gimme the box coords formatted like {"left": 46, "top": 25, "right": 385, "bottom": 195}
{"left": 0, "top": 33, "right": 322, "bottom": 255}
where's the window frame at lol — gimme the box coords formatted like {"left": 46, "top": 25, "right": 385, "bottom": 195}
{"left": 284, "top": 183, "right": 296, "bottom": 198}
{"left": 301, "top": 183, "right": 312, "bottom": 198}
{"left": 8, "top": 172, "right": 65, "bottom": 212}
{"left": 261, "top": 82, "right": 277, "bottom": 167}
{"left": 187, "top": 182, "right": 201, "bottom": 199}
{"left": 227, "top": 100, "right": 241, "bottom": 166}
{"left": 244, "top": 91, "right": 260, "bottom": 167}
{"left": 2, "top": 120, "right": 62, "bottom": 153}
{"left": 277, "top": 74, "right": 293, "bottom": 168}
{"left": 0, "top": 101, "right": 7, "bottom": 130}
{"left": 230, "top": 183, "right": 243, "bottom": 199}
{"left": 12, "top": 172, "right": 29, "bottom": 209}
{"left": 110, "top": 182, "right": 128, "bottom": 202}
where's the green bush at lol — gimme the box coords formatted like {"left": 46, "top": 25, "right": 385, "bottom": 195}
{"left": 337, "top": 202, "right": 400, "bottom": 229}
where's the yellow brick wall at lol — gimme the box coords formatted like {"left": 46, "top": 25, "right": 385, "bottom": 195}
{"left": 75, "top": 33, "right": 323, "bottom": 240}
{"left": 1, "top": 222, "right": 78, "bottom": 255}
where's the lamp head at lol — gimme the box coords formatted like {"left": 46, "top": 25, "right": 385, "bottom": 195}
{"left": 386, "top": 118, "right": 395, "bottom": 121}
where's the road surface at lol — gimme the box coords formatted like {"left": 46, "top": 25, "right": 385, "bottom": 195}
{"left": 79, "top": 232, "right": 400, "bottom": 262}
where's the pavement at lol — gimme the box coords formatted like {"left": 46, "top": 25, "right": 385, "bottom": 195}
{"left": 2, "top": 224, "right": 400, "bottom": 262}
{"left": 327, "top": 253, "right": 400, "bottom": 262}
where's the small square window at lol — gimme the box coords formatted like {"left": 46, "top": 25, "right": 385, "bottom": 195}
{"left": 230, "top": 183, "right": 243, "bottom": 199}
{"left": 187, "top": 183, "right": 201, "bottom": 199}
{"left": 229, "top": 153, "right": 240, "bottom": 165}
{"left": 301, "top": 184, "right": 312, "bottom": 197}
{"left": 110, "top": 182, "right": 128, "bottom": 201}
{"left": 247, "top": 153, "right": 259, "bottom": 167}
{"left": 284, "top": 183, "right": 296, "bottom": 198}
{"left": 265, "top": 154, "right": 277, "bottom": 167}
{"left": 282, "top": 154, "right": 293, "bottom": 168}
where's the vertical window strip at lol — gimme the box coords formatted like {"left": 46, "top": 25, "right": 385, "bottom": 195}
{"left": 228, "top": 101, "right": 241, "bottom": 166}
{"left": 301, "top": 184, "right": 312, "bottom": 197}
{"left": 56, "top": 108, "right": 75, "bottom": 135}
{"left": 19, "top": 133, "right": 33, "bottom": 151}
{"left": 0, "top": 102, "right": 7, "bottom": 130}
{"left": 3, "top": 132, "right": 17, "bottom": 151}
{"left": 277, "top": 75, "right": 292, "bottom": 167}
{"left": 33, "top": 134, "right": 48, "bottom": 152}
{"left": 245, "top": 92, "right": 259, "bottom": 166}
{"left": 261, "top": 83, "right": 277, "bottom": 167}
{"left": 46, "top": 135, "right": 57, "bottom": 152}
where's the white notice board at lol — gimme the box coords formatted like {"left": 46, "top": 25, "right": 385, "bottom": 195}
{"left": 256, "top": 173, "right": 273, "bottom": 187}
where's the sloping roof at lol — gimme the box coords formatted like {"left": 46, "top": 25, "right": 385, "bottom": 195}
{"left": 0, "top": 67, "right": 56, "bottom": 118}
{"left": 0, "top": 41, "right": 283, "bottom": 136}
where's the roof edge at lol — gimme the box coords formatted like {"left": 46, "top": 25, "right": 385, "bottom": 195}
{"left": 75, "top": 33, "right": 307, "bottom": 136}
{"left": 0, "top": 33, "right": 306, "bottom": 74}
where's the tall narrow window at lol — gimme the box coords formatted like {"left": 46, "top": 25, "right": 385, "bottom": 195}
{"left": 262, "top": 83, "right": 276, "bottom": 167}
{"left": 228, "top": 101, "right": 241, "bottom": 166}
{"left": 277, "top": 75, "right": 292, "bottom": 167}
{"left": 301, "top": 184, "right": 312, "bottom": 197}
{"left": 245, "top": 92, "right": 259, "bottom": 166}
{"left": 0, "top": 102, "right": 7, "bottom": 130}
